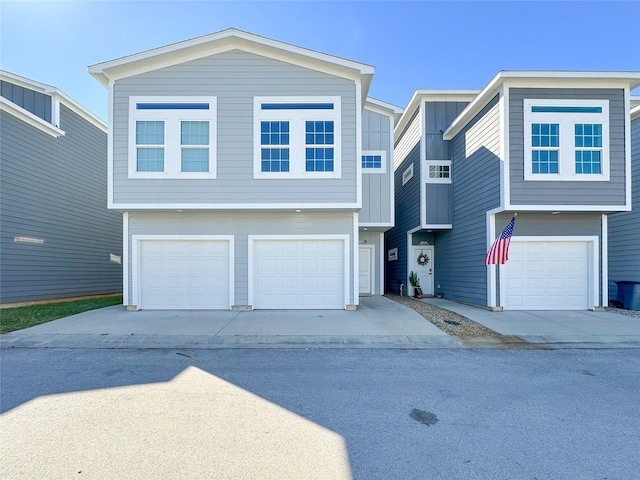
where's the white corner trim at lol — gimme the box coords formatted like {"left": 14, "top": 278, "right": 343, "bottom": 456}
{"left": 107, "top": 81, "right": 114, "bottom": 208}
{"left": 355, "top": 82, "right": 363, "bottom": 209}
{"left": 624, "top": 87, "right": 632, "bottom": 208}
{"left": 122, "top": 212, "right": 129, "bottom": 305}
{"left": 353, "top": 212, "right": 359, "bottom": 305}
{"left": 500, "top": 89, "right": 509, "bottom": 210}
{"left": 0, "top": 97, "right": 65, "bottom": 137}
{"left": 379, "top": 232, "right": 385, "bottom": 295}
{"left": 388, "top": 113, "right": 396, "bottom": 227}
{"left": 601, "top": 214, "right": 608, "bottom": 307}
{"left": 486, "top": 213, "right": 497, "bottom": 307}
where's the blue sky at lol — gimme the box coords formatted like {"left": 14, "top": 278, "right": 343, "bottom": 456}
{"left": 2, "top": 1, "right": 639, "bottom": 121}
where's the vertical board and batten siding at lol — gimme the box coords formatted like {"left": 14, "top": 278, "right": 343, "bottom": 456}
{"left": 127, "top": 211, "right": 355, "bottom": 306}
{"left": 385, "top": 143, "right": 421, "bottom": 293}
{"left": 0, "top": 81, "right": 52, "bottom": 123}
{"left": 112, "top": 51, "right": 358, "bottom": 205}
{"left": 423, "top": 101, "right": 469, "bottom": 225}
{"left": 361, "top": 107, "right": 392, "bottom": 224}
{"left": 0, "top": 105, "right": 122, "bottom": 304}
{"left": 509, "top": 88, "right": 626, "bottom": 206}
{"left": 608, "top": 115, "right": 640, "bottom": 299}
{"left": 435, "top": 95, "right": 501, "bottom": 305}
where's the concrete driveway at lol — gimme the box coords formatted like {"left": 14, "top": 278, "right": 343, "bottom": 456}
{"left": 1, "top": 295, "right": 638, "bottom": 349}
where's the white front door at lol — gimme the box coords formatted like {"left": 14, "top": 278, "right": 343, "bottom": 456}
{"left": 358, "top": 246, "right": 373, "bottom": 295}
{"left": 410, "top": 246, "right": 434, "bottom": 296}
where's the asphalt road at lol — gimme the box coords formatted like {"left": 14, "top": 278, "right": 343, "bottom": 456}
{"left": 1, "top": 347, "right": 639, "bottom": 479}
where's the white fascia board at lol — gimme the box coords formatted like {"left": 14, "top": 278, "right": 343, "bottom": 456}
{"left": 1, "top": 70, "right": 106, "bottom": 133}
{"left": 395, "top": 90, "right": 479, "bottom": 141}
{"left": 0, "top": 97, "right": 65, "bottom": 137}
{"left": 365, "top": 97, "right": 404, "bottom": 119}
{"left": 108, "top": 203, "right": 362, "bottom": 210}
{"left": 503, "top": 204, "right": 631, "bottom": 212}
{"left": 89, "top": 28, "right": 374, "bottom": 88}
{"left": 443, "top": 71, "right": 640, "bottom": 140}
{"left": 631, "top": 105, "right": 640, "bottom": 120}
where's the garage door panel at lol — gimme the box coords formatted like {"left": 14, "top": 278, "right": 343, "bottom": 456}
{"left": 140, "top": 240, "right": 230, "bottom": 310}
{"left": 253, "top": 239, "right": 344, "bottom": 309}
{"left": 504, "top": 240, "right": 589, "bottom": 310}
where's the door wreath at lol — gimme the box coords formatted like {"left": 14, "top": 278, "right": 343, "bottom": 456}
{"left": 417, "top": 251, "right": 429, "bottom": 266}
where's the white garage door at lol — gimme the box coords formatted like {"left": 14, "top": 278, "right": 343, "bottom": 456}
{"left": 503, "top": 241, "right": 590, "bottom": 310}
{"left": 253, "top": 239, "right": 345, "bottom": 309}
{"left": 139, "top": 240, "right": 230, "bottom": 310}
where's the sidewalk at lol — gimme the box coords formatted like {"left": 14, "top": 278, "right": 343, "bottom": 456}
{"left": 1, "top": 296, "right": 638, "bottom": 350}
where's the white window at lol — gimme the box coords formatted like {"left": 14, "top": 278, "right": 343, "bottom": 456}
{"left": 523, "top": 99, "right": 609, "bottom": 181}
{"left": 128, "top": 96, "right": 217, "bottom": 179}
{"left": 362, "top": 150, "right": 387, "bottom": 173}
{"left": 402, "top": 163, "right": 414, "bottom": 185}
{"left": 254, "top": 97, "right": 341, "bottom": 179}
{"left": 425, "top": 160, "right": 451, "bottom": 184}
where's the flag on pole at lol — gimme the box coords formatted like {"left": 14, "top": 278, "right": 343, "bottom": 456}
{"left": 485, "top": 216, "right": 516, "bottom": 265}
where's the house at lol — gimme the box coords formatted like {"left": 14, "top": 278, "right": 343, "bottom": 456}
{"left": 88, "top": 28, "right": 401, "bottom": 310}
{"left": 388, "top": 72, "right": 640, "bottom": 310}
{"left": 607, "top": 97, "right": 640, "bottom": 304}
{"left": 0, "top": 70, "right": 122, "bottom": 305}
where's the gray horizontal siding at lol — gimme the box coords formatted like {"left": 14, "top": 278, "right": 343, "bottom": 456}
{"left": 0, "top": 105, "right": 122, "bottom": 304}
{"left": 608, "top": 115, "right": 640, "bottom": 299}
{"left": 509, "top": 88, "right": 626, "bottom": 206}
{"left": 361, "top": 108, "right": 392, "bottom": 224}
{"left": 435, "top": 96, "right": 501, "bottom": 306}
{"left": 128, "top": 211, "right": 355, "bottom": 306}
{"left": 1, "top": 80, "right": 52, "bottom": 123}
{"left": 113, "top": 51, "right": 358, "bottom": 205}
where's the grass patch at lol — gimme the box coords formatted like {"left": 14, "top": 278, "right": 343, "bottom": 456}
{"left": 0, "top": 295, "right": 123, "bottom": 334}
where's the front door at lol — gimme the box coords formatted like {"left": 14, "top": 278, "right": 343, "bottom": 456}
{"left": 410, "top": 246, "right": 434, "bottom": 296}
{"left": 358, "top": 246, "right": 373, "bottom": 295}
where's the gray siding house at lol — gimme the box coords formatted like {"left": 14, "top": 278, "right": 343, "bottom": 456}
{"left": 89, "top": 29, "right": 399, "bottom": 310}
{"left": 0, "top": 70, "right": 122, "bottom": 305}
{"left": 608, "top": 102, "right": 640, "bottom": 301}
{"left": 389, "top": 72, "right": 640, "bottom": 310}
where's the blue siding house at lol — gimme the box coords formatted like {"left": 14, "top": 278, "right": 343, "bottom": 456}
{"left": 389, "top": 72, "right": 640, "bottom": 310}
{"left": 88, "top": 29, "right": 400, "bottom": 310}
{"left": 0, "top": 70, "right": 122, "bottom": 305}
{"left": 608, "top": 99, "right": 640, "bottom": 303}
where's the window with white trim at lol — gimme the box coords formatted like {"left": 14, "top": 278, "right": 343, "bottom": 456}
{"left": 128, "top": 97, "right": 217, "bottom": 179}
{"left": 254, "top": 97, "right": 341, "bottom": 179}
{"left": 523, "top": 99, "right": 609, "bottom": 181}
{"left": 402, "top": 163, "right": 414, "bottom": 185}
{"left": 362, "top": 150, "right": 387, "bottom": 173}
{"left": 425, "top": 160, "right": 451, "bottom": 184}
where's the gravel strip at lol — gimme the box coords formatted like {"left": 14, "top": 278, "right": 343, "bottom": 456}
{"left": 605, "top": 307, "right": 640, "bottom": 318}
{"left": 386, "top": 294, "right": 499, "bottom": 336}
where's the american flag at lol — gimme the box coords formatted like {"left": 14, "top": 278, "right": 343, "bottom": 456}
{"left": 484, "top": 217, "right": 516, "bottom": 265}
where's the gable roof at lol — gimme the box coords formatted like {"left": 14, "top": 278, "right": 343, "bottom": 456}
{"left": 0, "top": 70, "right": 106, "bottom": 134}
{"left": 365, "top": 97, "right": 404, "bottom": 124}
{"left": 89, "top": 28, "right": 375, "bottom": 102}
{"left": 443, "top": 71, "right": 640, "bottom": 140}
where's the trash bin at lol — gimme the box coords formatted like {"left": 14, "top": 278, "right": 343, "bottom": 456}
{"left": 615, "top": 281, "right": 640, "bottom": 311}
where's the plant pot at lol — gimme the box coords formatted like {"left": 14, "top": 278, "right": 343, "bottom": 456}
{"left": 414, "top": 286, "right": 423, "bottom": 299}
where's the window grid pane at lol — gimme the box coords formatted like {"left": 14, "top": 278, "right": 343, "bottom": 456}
{"left": 137, "top": 148, "right": 164, "bottom": 172}
{"left": 362, "top": 155, "right": 382, "bottom": 169}
{"left": 429, "top": 165, "right": 450, "bottom": 178}
{"left": 181, "top": 121, "right": 209, "bottom": 145}
{"left": 136, "top": 121, "right": 164, "bottom": 145}
{"left": 181, "top": 148, "right": 209, "bottom": 172}
{"left": 575, "top": 151, "right": 601, "bottom": 174}
{"left": 260, "top": 121, "right": 290, "bottom": 172}
{"left": 531, "top": 123, "right": 559, "bottom": 174}
{"left": 532, "top": 150, "right": 558, "bottom": 174}
{"left": 305, "top": 121, "right": 334, "bottom": 172}
{"left": 575, "top": 123, "right": 602, "bottom": 148}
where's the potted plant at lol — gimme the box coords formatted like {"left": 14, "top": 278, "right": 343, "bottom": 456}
{"left": 409, "top": 271, "right": 423, "bottom": 299}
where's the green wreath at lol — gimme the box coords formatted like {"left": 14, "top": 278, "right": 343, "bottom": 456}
{"left": 417, "top": 252, "right": 430, "bottom": 266}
